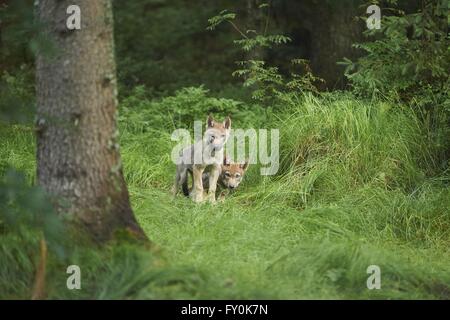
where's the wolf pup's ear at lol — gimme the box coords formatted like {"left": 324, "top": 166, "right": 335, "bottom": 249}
{"left": 224, "top": 116, "right": 231, "bottom": 129}
{"left": 241, "top": 158, "right": 249, "bottom": 171}
{"left": 207, "top": 115, "right": 214, "bottom": 128}
{"left": 223, "top": 155, "right": 231, "bottom": 166}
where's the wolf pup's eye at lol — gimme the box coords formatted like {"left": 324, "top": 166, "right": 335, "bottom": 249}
{"left": 224, "top": 172, "right": 231, "bottom": 177}
{"left": 235, "top": 173, "right": 241, "bottom": 178}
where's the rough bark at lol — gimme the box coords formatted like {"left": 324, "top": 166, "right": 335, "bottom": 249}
{"left": 35, "top": 0, "right": 146, "bottom": 241}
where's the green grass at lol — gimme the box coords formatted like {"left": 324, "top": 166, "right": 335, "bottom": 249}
{"left": 1, "top": 92, "right": 449, "bottom": 299}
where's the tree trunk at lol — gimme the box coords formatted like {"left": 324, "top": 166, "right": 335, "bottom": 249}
{"left": 35, "top": 0, "right": 146, "bottom": 241}
{"left": 0, "top": 0, "right": 5, "bottom": 70}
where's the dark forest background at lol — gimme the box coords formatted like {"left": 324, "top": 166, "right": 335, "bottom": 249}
{"left": 0, "top": 0, "right": 449, "bottom": 300}
{"left": 0, "top": 1, "right": 430, "bottom": 93}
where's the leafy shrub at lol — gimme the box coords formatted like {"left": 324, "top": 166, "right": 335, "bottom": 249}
{"left": 339, "top": 0, "right": 450, "bottom": 169}
{"left": 207, "top": 6, "right": 324, "bottom": 104}
{"left": 119, "top": 85, "right": 271, "bottom": 133}
{"left": 0, "top": 169, "right": 65, "bottom": 253}
{"left": 340, "top": 0, "right": 449, "bottom": 107}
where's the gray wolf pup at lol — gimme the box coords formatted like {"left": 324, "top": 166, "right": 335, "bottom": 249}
{"left": 173, "top": 115, "right": 231, "bottom": 203}
{"left": 181, "top": 156, "right": 250, "bottom": 200}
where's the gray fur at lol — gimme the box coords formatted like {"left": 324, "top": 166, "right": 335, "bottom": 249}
{"left": 172, "top": 116, "right": 231, "bottom": 203}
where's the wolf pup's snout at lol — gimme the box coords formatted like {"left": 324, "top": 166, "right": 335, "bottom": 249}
{"left": 220, "top": 157, "right": 249, "bottom": 191}
{"left": 206, "top": 115, "right": 231, "bottom": 151}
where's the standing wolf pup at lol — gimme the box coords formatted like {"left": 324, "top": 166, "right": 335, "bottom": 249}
{"left": 173, "top": 115, "right": 231, "bottom": 203}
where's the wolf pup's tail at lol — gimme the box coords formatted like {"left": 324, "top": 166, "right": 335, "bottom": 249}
{"left": 182, "top": 169, "right": 190, "bottom": 196}
{"left": 182, "top": 178, "right": 190, "bottom": 196}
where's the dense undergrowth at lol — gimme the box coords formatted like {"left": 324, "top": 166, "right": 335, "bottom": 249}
{"left": 1, "top": 87, "right": 449, "bottom": 299}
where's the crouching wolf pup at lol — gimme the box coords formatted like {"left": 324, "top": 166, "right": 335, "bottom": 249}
{"left": 173, "top": 115, "right": 231, "bottom": 203}
{"left": 201, "top": 157, "right": 249, "bottom": 201}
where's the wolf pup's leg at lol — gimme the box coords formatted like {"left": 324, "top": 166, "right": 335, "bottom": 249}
{"left": 191, "top": 166, "right": 205, "bottom": 203}
{"left": 172, "top": 166, "right": 187, "bottom": 196}
{"left": 172, "top": 168, "right": 180, "bottom": 196}
{"left": 207, "top": 164, "right": 220, "bottom": 203}
{"left": 182, "top": 169, "right": 192, "bottom": 197}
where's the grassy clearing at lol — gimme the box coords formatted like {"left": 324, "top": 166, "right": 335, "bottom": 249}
{"left": 0, "top": 92, "right": 449, "bottom": 299}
